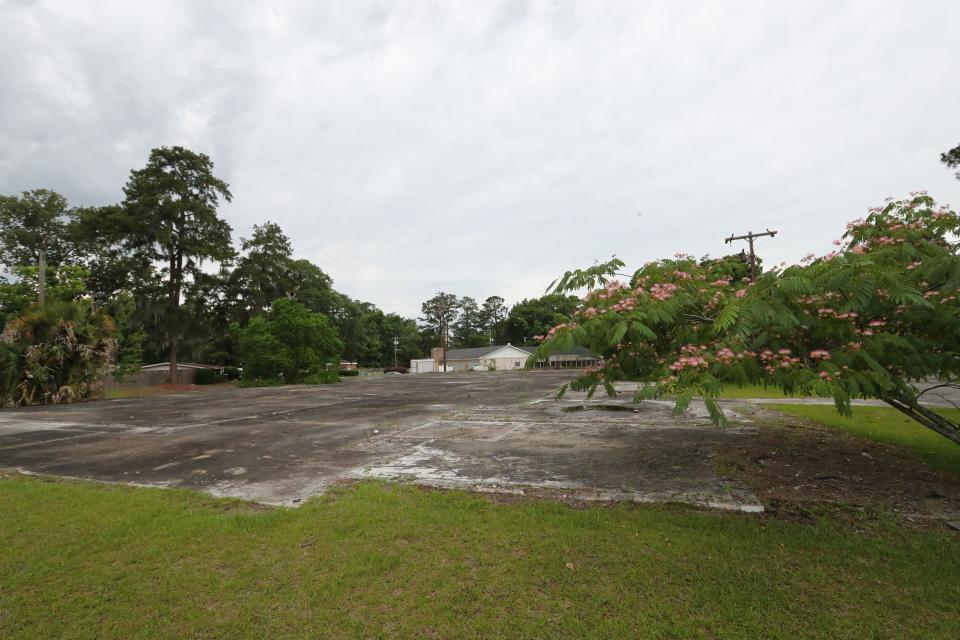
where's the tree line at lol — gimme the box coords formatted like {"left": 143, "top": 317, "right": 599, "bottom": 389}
{"left": 0, "top": 144, "right": 587, "bottom": 393}
{"left": 418, "top": 291, "right": 582, "bottom": 351}
{"left": 0, "top": 146, "right": 426, "bottom": 386}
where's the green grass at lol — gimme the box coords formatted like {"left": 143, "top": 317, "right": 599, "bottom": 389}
{"left": 717, "top": 383, "right": 824, "bottom": 399}
{"left": 768, "top": 404, "right": 960, "bottom": 475}
{"left": 2, "top": 477, "right": 959, "bottom": 638}
{"left": 661, "top": 383, "right": 818, "bottom": 401}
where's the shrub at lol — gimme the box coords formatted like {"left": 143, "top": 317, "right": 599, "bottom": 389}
{"left": 222, "top": 366, "right": 241, "bottom": 380}
{"left": 338, "top": 368, "right": 360, "bottom": 377}
{"left": 0, "top": 301, "right": 116, "bottom": 406}
{"left": 304, "top": 369, "right": 339, "bottom": 384}
{"left": 383, "top": 366, "right": 408, "bottom": 374}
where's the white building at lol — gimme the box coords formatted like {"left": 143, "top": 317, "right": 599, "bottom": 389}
{"left": 409, "top": 358, "right": 435, "bottom": 373}
{"left": 415, "top": 344, "right": 598, "bottom": 373}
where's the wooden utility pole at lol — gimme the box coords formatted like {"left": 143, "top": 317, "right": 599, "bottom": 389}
{"left": 724, "top": 229, "right": 777, "bottom": 282}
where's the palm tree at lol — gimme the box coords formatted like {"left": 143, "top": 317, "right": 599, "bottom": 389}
{"left": 0, "top": 301, "right": 116, "bottom": 406}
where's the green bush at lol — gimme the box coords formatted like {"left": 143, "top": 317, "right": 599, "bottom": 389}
{"left": 304, "top": 369, "right": 339, "bottom": 385}
{"left": 234, "top": 299, "right": 342, "bottom": 385}
{"left": 338, "top": 368, "right": 360, "bottom": 377}
{"left": 193, "top": 368, "right": 223, "bottom": 385}
{"left": 0, "top": 301, "right": 116, "bottom": 407}
{"left": 239, "top": 369, "right": 339, "bottom": 387}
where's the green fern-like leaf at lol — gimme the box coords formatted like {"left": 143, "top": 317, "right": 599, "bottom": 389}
{"left": 714, "top": 302, "right": 740, "bottom": 332}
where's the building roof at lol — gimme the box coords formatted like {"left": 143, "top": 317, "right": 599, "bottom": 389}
{"left": 444, "top": 345, "right": 518, "bottom": 361}
{"left": 538, "top": 345, "right": 596, "bottom": 357}
{"left": 140, "top": 362, "right": 219, "bottom": 371}
{"left": 443, "top": 344, "right": 596, "bottom": 360}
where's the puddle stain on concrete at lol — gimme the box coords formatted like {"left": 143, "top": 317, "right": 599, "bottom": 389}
{"left": 560, "top": 404, "right": 639, "bottom": 414}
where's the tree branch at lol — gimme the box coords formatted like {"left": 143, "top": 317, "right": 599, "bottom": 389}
{"left": 915, "top": 382, "right": 960, "bottom": 412}
{"left": 916, "top": 380, "right": 960, "bottom": 398}
{"left": 883, "top": 393, "right": 960, "bottom": 446}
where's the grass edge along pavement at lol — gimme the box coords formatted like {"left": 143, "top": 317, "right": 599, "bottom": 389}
{"left": 766, "top": 404, "right": 960, "bottom": 476}
{"left": 2, "top": 475, "right": 960, "bottom": 639}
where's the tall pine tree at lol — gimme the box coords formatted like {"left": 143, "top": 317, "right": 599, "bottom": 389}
{"left": 121, "top": 146, "right": 234, "bottom": 383}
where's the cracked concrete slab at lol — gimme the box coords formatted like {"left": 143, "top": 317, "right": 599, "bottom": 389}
{"left": 0, "top": 372, "right": 762, "bottom": 511}
{"left": 350, "top": 394, "right": 761, "bottom": 511}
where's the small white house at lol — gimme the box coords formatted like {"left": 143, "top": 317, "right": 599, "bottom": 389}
{"left": 452, "top": 344, "right": 533, "bottom": 372}
{"left": 422, "top": 344, "right": 598, "bottom": 372}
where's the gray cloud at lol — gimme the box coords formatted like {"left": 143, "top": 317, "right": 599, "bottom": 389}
{"left": 2, "top": 0, "right": 958, "bottom": 316}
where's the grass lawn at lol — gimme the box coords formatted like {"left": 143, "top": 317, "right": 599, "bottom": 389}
{"left": 657, "top": 383, "right": 817, "bottom": 401}
{"left": 2, "top": 476, "right": 959, "bottom": 639}
{"left": 767, "top": 405, "right": 960, "bottom": 476}
{"left": 717, "top": 383, "right": 828, "bottom": 399}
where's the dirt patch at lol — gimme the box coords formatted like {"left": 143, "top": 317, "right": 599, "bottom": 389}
{"left": 714, "top": 405, "right": 960, "bottom": 523}
{"left": 87, "top": 382, "right": 236, "bottom": 402}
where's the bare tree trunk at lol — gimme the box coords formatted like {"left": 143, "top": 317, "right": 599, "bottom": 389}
{"left": 167, "top": 251, "right": 182, "bottom": 384}
{"left": 883, "top": 394, "right": 960, "bottom": 446}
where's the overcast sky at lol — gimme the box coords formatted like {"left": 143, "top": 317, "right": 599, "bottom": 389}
{"left": 2, "top": 1, "right": 958, "bottom": 317}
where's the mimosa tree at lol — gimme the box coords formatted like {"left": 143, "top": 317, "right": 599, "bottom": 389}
{"left": 534, "top": 194, "right": 960, "bottom": 445}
